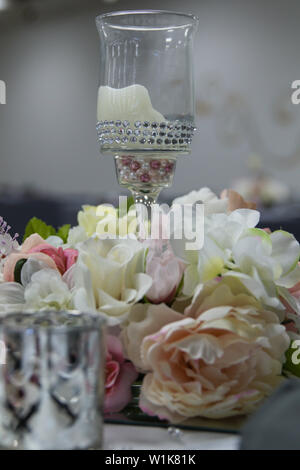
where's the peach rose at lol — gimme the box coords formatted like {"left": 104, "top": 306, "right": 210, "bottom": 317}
{"left": 3, "top": 234, "right": 78, "bottom": 282}
{"left": 220, "top": 189, "right": 256, "bottom": 212}
{"left": 137, "top": 279, "right": 289, "bottom": 421}
{"left": 121, "top": 303, "right": 185, "bottom": 371}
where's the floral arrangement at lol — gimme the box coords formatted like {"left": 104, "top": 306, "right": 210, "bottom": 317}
{"left": 0, "top": 187, "right": 300, "bottom": 423}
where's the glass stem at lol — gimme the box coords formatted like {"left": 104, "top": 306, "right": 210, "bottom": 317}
{"left": 130, "top": 187, "right": 162, "bottom": 239}
{"left": 130, "top": 188, "right": 162, "bottom": 207}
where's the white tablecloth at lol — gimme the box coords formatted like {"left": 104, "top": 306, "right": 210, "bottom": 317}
{"left": 104, "top": 424, "right": 240, "bottom": 450}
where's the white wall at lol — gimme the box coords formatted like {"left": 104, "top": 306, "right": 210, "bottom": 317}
{"left": 0, "top": 0, "right": 300, "bottom": 198}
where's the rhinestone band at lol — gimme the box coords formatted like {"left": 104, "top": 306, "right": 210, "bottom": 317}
{"left": 97, "top": 120, "right": 196, "bottom": 147}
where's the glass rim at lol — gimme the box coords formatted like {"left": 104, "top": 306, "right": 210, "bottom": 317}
{"left": 96, "top": 9, "right": 199, "bottom": 30}
{"left": 0, "top": 310, "right": 105, "bottom": 333}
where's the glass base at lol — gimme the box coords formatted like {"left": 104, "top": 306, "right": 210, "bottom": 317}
{"left": 114, "top": 154, "right": 177, "bottom": 206}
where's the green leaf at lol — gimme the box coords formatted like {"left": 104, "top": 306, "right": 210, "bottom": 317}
{"left": 14, "top": 258, "right": 27, "bottom": 284}
{"left": 126, "top": 195, "right": 135, "bottom": 213}
{"left": 23, "top": 217, "right": 56, "bottom": 242}
{"left": 57, "top": 224, "right": 71, "bottom": 243}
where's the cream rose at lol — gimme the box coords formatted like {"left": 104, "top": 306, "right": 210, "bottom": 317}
{"left": 72, "top": 238, "right": 152, "bottom": 324}
{"left": 137, "top": 278, "right": 290, "bottom": 421}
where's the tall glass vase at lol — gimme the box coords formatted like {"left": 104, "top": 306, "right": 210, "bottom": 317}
{"left": 96, "top": 10, "right": 198, "bottom": 210}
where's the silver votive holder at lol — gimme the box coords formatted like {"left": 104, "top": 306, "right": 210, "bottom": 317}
{"left": 0, "top": 310, "right": 105, "bottom": 450}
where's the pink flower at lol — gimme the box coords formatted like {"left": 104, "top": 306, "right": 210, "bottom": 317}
{"left": 29, "top": 244, "right": 78, "bottom": 275}
{"left": 3, "top": 234, "right": 78, "bottom": 282}
{"left": 145, "top": 240, "right": 185, "bottom": 304}
{"left": 104, "top": 335, "right": 138, "bottom": 414}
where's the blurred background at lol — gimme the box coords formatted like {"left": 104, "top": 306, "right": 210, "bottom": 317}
{"left": 0, "top": 0, "right": 300, "bottom": 237}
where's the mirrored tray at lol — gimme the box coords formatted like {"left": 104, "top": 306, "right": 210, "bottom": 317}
{"left": 105, "top": 385, "right": 246, "bottom": 434}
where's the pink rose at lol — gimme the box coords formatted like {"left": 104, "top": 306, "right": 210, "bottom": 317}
{"left": 145, "top": 240, "right": 186, "bottom": 304}
{"left": 104, "top": 335, "right": 138, "bottom": 414}
{"left": 29, "top": 244, "right": 78, "bottom": 275}
{"left": 3, "top": 234, "right": 78, "bottom": 282}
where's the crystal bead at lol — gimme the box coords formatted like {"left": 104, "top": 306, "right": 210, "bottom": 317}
{"left": 134, "top": 121, "right": 141, "bottom": 128}
{"left": 150, "top": 160, "right": 161, "bottom": 169}
{"left": 122, "top": 137, "right": 129, "bottom": 143}
{"left": 159, "top": 122, "right": 166, "bottom": 129}
{"left": 121, "top": 157, "right": 131, "bottom": 166}
{"left": 130, "top": 161, "right": 141, "bottom": 172}
{"left": 141, "top": 162, "right": 150, "bottom": 170}
{"left": 129, "top": 172, "right": 138, "bottom": 181}
{"left": 115, "top": 120, "right": 122, "bottom": 127}
{"left": 130, "top": 136, "right": 137, "bottom": 143}
{"left": 164, "top": 138, "right": 171, "bottom": 145}
{"left": 172, "top": 139, "right": 178, "bottom": 145}
{"left": 151, "top": 122, "right": 158, "bottom": 128}
{"left": 134, "top": 129, "right": 141, "bottom": 136}
{"left": 139, "top": 138, "right": 146, "bottom": 144}
{"left": 148, "top": 138, "right": 155, "bottom": 144}
{"left": 123, "top": 120, "right": 129, "bottom": 127}
{"left": 126, "top": 128, "right": 133, "bottom": 135}
{"left": 156, "top": 138, "right": 163, "bottom": 145}
{"left": 159, "top": 131, "right": 166, "bottom": 137}
{"left": 143, "top": 121, "right": 150, "bottom": 128}
{"left": 140, "top": 173, "right": 150, "bottom": 183}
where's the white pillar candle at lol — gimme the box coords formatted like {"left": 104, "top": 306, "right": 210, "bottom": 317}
{"left": 97, "top": 84, "right": 165, "bottom": 123}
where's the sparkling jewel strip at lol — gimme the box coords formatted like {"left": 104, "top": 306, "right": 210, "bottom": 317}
{"left": 97, "top": 120, "right": 196, "bottom": 147}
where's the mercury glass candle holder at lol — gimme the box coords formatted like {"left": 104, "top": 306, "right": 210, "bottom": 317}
{"left": 96, "top": 10, "right": 199, "bottom": 208}
{"left": 0, "top": 311, "right": 105, "bottom": 450}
